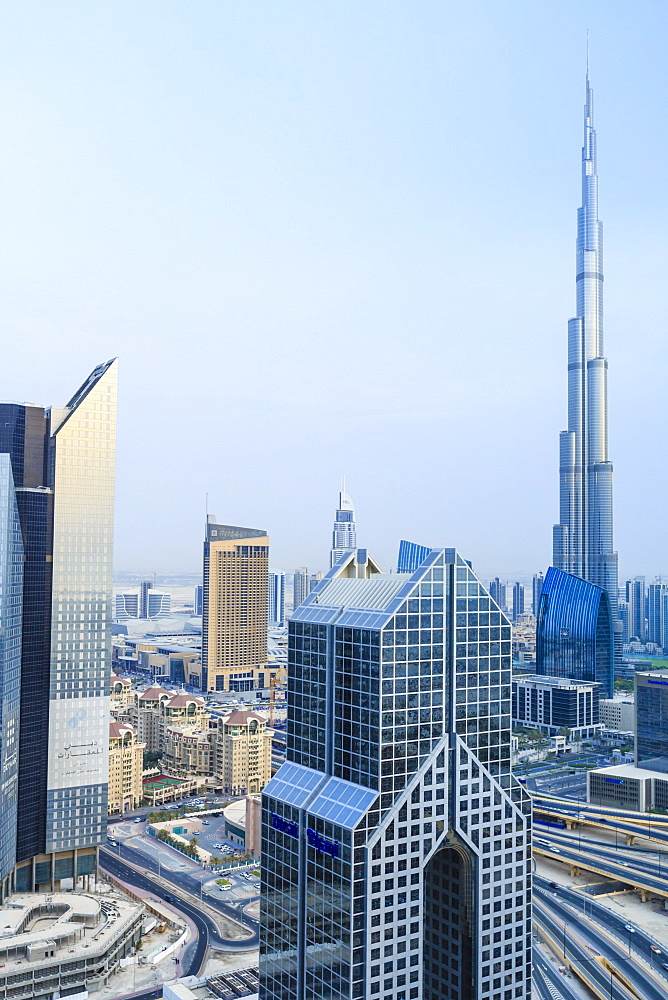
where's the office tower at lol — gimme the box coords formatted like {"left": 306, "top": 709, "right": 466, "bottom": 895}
{"left": 489, "top": 577, "right": 506, "bottom": 611}
{"left": 139, "top": 579, "right": 152, "bottom": 618}
{"left": 512, "top": 675, "right": 600, "bottom": 741}
{"left": 532, "top": 573, "right": 544, "bottom": 615}
{"left": 292, "top": 567, "right": 310, "bottom": 610}
{"left": 647, "top": 581, "right": 665, "bottom": 647}
{"left": 512, "top": 582, "right": 525, "bottom": 622}
{"left": 617, "top": 600, "right": 630, "bottom": 645}
{"left": 330, "top": 486, "right": 356, "bottom": 567}
{"left": 310, "top": 570, "right": 323, "bottom": 591}
{"left": 194, "top": 584, "right": 203, "bottom": 617}
{"left": 535, "top": 566, "right": 614, "bottom": 696}
{"left": 552, "top": 70, "right": 619, "bottom": 649}
{"left": 268, "top": 570, "right": 286, "bottom": 626}
{"left": 0, "top": 359, "right": 117, "bottom": 893}
{"left": 0, "top": 457, "right": 23, "bottom": 891}
{"left": 201, "top": 517, "right": 269, "bottom": 692}
{"left": 635, "top": 671, "right": 668, "bottom": 772}
{"left": 115, "top": 592, "right": 140, "bottom": 620}
{"left": 260, "top": 545, "right": 531, "bottom": 1000}
{"left": 626, "top": 577, "right": 646, "bottom": 641}
{"left": 661, "top": 592, "right": 668, "bottom": 653}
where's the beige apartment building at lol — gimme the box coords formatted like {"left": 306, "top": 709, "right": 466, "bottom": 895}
{"left": 214, "top": 710, "right": 273, "bottom": 795}
{"left": 110, "top": 674, "right": 134, "bottom": 708}
{"left": 162, "top": 724, "right": 214, "bottom": 778}
{"left": 127, "top": 688, "right": 209, "bottom": 753}
{"left": 201, "top": 519, "right": 270, "bottom": 693}
{"left": 108, "top": 722, "right": 145, "bottom": 815}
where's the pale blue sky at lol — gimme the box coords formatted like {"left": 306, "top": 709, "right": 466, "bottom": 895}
{"left": 1, "top": 1, "right": 667, "bottom": 579}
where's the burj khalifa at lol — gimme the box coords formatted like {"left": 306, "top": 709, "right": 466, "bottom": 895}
{"left": 552, "top": 69, "right": 619, "bottom": 629}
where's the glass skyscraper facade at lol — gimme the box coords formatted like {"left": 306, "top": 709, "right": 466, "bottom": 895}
{"left": 635, "top": 671, "right": 668, "bottom": 772}
{"left": 0, "top": 358, "right": 117, "bottom": 894}
{"left": 552, "top": 71, "right": 619, "bottom": 645}
{"left": 330, "top": 487, "right": 356, "bottom": 567}
{"left": 0, "top": 457, "right": 23, "bottom": 888}
{"left": 535, "top": 566, "right": 613, "bottom": 697}
{"left": 260, "top": 545, "right": 531, "bottom": 1000}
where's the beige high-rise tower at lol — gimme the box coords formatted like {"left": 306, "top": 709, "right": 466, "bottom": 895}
{"left": 202, "top": 518, "right": 269, "bottom": 693}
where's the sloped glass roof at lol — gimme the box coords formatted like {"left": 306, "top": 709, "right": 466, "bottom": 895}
{"left": 263, "top": 761, "right": 326, "bottom": 808}
{"left": 307, "top": 776, "right": 378, "bottom": 830}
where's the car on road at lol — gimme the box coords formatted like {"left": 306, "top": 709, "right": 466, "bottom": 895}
{"left": 624, "top": 925, "right": 635, "bottom": 933}
{"left": 549, "top": 882, "right": 560, "bottom": 890}
{"left": 651, "top": 946, "right": 662, "bottom": 954}
{"left": 134, "top": 817, "right": 142, "bottom": 824}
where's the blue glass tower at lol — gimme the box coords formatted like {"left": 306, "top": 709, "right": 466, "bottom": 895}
{"left": 552, "top": 70, "right": 619, "bottom": 638}
{"left": 0, "top": 456, "right": 23, "bottom": 893}
{"left": 260, "top": 546, "right": 531, "bottom": 1000}
{"left": 535, "top": 566, "right": 613, "bottom": 696}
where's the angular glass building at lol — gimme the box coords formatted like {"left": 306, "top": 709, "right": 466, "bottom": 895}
{"left": 260, "top": 545, "right": 531, "bottom": 1000}
{"left": 0, "top": 359, "right": 117, "bottom": 894}
{"left": 535, "top": 566, "right": 613, "bottom": 697}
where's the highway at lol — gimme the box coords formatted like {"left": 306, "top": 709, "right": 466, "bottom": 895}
{"left": 534, "top": 883, "right": 668, "bottom": 1000}
{"left": 103, "top": 840, "right": 260, "bottom": 948}
{"left": 532, "top": 946, "right": 586, "bottom": 1000}
{"left": 534, "top": 875, "right": 668, "bottom": 980}
{"left": 100, "top": 848, "right": 214, "bottom": 1000}
{"left": 536, "top": 826, "right": 668, "bottom": 880}
{"left": 532, "top": 830, "right": 668, "bottom": 898}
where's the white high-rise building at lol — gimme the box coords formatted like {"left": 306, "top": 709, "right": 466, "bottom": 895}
{"left": 330, "top": 485, "right": 356, "bottom": 567}
{"left": 268, "top": 570, "right": 286, "bottom": 626}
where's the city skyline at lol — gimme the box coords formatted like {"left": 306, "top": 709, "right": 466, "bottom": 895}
{"left": 2, "top": 5, "right": 668, "bottom": 577}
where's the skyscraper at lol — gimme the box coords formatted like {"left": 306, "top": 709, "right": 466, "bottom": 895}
{"left": 260, "top": 545, "right": 531, "bottom": 1000}
{"left": 626, "top": 576, "right": 646, "bottom": 641}
{"left": 0, "top": 359, "right": 117, "bottom": 894}
{"left": 489, "top": 577, "right": 506, "bottom": 612}
{"left": 647, "top": 581, "right": 665, "bottom": 647}
{"left": 139, "top": 579, "right": 153, "bottom": 618}
{"left": 268, "top": 570, "right": 286, "bottom": 626}
{"left": 292, "top": 567, "right": 310, "bottom": 611}
{"left": 330, "top": 486, "right": 356, "bottom": 567}
{"left": 201, "top": 518, "right": 269, "bottom": 692}
{"left": 552, "top": 69, "right": 619, "bottom": 640}
{"left": 512, "top": 582, "right": 525, "bottom": 621}
{"left": 532, "top": 573, "right": 544, "bottom": 616}
{"left": 0, "top": 456, "right": 23, "bottom": 893}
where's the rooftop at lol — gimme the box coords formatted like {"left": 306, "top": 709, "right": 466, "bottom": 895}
{"left": 0, "top": 891, "right": 142, "bottom": 974}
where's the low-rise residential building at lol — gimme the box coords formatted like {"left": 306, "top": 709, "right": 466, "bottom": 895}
{"left": 214, "top": 710, "right": 273, "bottom": 795}
{"left": 108, "top": 722, "right": 145, "bottom": 815}
{"left": 512, "top": 674, "right": 602, "bottom": 739}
